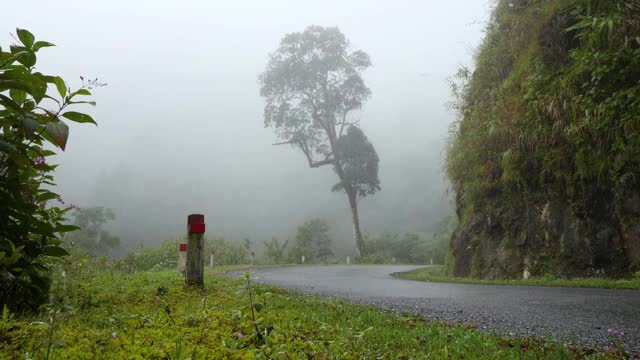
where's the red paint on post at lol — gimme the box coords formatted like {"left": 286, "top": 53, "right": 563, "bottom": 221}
{"left": 188, "top": 223, "right": 206, "bottom": 234}
{"left": 187, "top": 214, "right": 205, "bottom": 224}
{"left": 251, "top": 252, "right": 255, "bottom": 257}
{"left": 187, "top": 214, "right": 205, "bottom": 235}
{"left": 179, "top": 243, "right": 187, "bottom": 252}
{"left": 210, "top": 249, "right": 215, "bottom": 255}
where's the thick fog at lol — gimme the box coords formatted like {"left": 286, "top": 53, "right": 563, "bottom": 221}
{"left": 2, "top": 1, "right": 491, "bottom": 252}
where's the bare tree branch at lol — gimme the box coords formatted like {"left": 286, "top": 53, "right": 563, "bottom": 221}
{"left": 272, "top": 140, "right": 296, "bottom": 146}
{"left": 298, "top": 137, "right": 334, "bottom": 168}
{"left": 338, "top": 109, "right": 361, "bottom": 138}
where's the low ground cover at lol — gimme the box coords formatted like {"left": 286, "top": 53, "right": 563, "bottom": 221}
{"left": 0, "top": 259, "right": 627, "bottom": 359}
{"left": 397, "top": 266, "right": 640, "bottom": 290}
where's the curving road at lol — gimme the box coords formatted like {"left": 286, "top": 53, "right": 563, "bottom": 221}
{"left": 242, "top": 265, "right": 640, "bottom": 353}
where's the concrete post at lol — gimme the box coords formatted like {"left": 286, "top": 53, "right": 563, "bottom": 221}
{"left": 210, "top": 249, "right": 215, "bottom": 268}
{"left": 186, "top": 214, "right": 205, "bottom": 286}
{"left": 178, "top": 243, "right": 187, "bottom": 274}
{"left": 347, "top": 256, "right": 350, "bottom": 264}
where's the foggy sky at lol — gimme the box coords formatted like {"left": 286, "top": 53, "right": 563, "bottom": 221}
{"left": 2, "top": 0, "right": 492, "bottom": 252}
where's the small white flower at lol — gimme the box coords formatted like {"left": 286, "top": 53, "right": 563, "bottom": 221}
{"left": 111, "top": 332, "right": 117, "bottom": 338}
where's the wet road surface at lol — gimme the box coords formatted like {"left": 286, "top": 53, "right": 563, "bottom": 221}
{"left": 240, "top": 265, "right": 640, "bottom": 352}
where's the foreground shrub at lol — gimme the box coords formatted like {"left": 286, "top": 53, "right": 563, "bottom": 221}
{"left": 0, "top": 29, "right": 101, "bottom": 312}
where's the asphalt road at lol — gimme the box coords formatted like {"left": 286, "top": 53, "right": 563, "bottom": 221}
{"left": 241, "top": 265, "right": 640, "bottom": 353}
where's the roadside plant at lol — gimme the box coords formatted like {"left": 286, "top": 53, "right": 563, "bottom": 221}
{"left": 0, "top": 28, "right": 102, "bottom": 313}
{"left": 263, "top": 237, "right": 288, "bottom": 264}
{"left": 607, "top": 328, "right": 627, "bottom": 357}
{"left": 243, "top": 272, "right": 265, "bottom": 345}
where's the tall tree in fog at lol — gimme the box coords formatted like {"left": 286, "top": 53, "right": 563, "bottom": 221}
{"left": 259, "top": 26, "right": 380, "bottom": 256}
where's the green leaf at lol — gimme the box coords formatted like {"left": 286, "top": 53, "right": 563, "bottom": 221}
{"left": 55, "top": 224, "right": 80, "bottom": 233}
{"left": 62, "top": 111, "right": 96, "bottom": 125}
{"left": 16, "top": 28, "right": 35, "bottom": 48}
{"left": 0, "top": 140, "right": 16, "bottom": 154}
{"left": 71, "top": 88, "right": 91, "bottom": 97}
{"left": 46, "top": 121, "right": 69, "bottom": 150}
{"left": 44, "top": 246, "right": 70, "bottom": 257}
{"left": 0, "top": 94, "right": 24, "bottom": 114}
{"left": 36, "top": 191, "right": 60, "bottom": 202}
{"left": 9, "top": 89, "right": 26, "bottom": 104}
{"left": 565, "top": 17, "right": 593, "bottom": 32}
{"left": 0, "top": 68, "right": 47, "bottom": 102}
{"left": 53, "top": 76, "right": 67, "bottom": 98}
{"left": 33, "top": 41, "right": 55, "bottom": 52}
{"left": 11, "top": 46, "right": 36, "bottom": 68}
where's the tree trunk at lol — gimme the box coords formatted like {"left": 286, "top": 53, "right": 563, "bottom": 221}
{"left": 347, "top": 188, "right": 366, "bottom": 257}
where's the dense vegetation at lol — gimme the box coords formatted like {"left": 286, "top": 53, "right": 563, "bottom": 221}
{"left": 446, "top": 0, "right": 640, "bottom": 278}
{"left": 116, "top": 226, "right": 449, "bottom": 270}
{"left": 119, "top": 237, "right": 249, "bottom": 272}
{"left": 0, "top": 258, "right": 627, "bottom": 359}
{"left": 0, "top": 29, "right": 100, "bottom": 313}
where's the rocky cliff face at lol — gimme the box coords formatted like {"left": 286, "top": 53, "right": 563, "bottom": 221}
{"left": 446, "top": 0, "right": 640, "bottom": 278}
{"left": 451, "top": 173, "right": 640, "bottom": 278}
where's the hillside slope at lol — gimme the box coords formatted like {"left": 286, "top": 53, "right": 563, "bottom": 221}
{"left": 446, "top": 0, "right": 640, "bottom": 278}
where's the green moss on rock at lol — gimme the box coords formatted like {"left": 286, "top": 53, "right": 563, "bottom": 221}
{"left": 447, "top": 0, "right": 640, "bottom": 278}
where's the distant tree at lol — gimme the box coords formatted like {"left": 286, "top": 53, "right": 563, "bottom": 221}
{"left": 295, "top": 218, "right": 333, "bottom": 263}
{"left": 315, "top": 232, "right": 334, "bottom": 264}
{"left": 243, "top": 237, "right": 252, "bottom": 251}
{"left": 263, "top": 237, "right": 289, "bottom": 264}
{"left": 426, "top": 216, "right": 455, "bottom": 264}
{"left": 242, "top": 237, "right": 253, "bottom": 259}
{"left": 67, "top": 207, "right": 120, "bottom": 256}
{"left": 259, "top": 25, "right": 381, "bottom": 257}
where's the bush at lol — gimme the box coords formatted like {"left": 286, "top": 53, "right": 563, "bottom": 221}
{"left": 118, "top": 239, "right": 179, "bottom": 271}
{"left": 119, "top": 237, "right": 249, "bottom": 271}
{"left": 206, "top": 237, "right": 247, "bottom": 266}
{"left": 291, "top": 218, "right": 334, "bottom": 263}
{"left": 363, "top": 231, "right": 450, "bottom": 265}
{"left": 0, "top": 29, "right": 101, "bottom": 313}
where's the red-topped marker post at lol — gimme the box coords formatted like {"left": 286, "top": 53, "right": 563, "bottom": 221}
{"left": 186, "top": 214, "right": 205, "bottom": 286}
{"left": 178, "top": 243, "right": 187, "bottom": 274}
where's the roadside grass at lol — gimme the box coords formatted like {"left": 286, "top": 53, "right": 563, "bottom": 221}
{"left": 397, "top": 266, "right": 640, "bottom": 290}
{"left": 0, "top": 261, "right": 626, "bottom": 359}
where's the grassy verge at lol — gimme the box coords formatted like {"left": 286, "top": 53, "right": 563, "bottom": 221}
{"left": 397, "top": 266, "right": 640, "bottom": 290}
{"left": 0, "top": 261, "right": 626, "bottom": 359}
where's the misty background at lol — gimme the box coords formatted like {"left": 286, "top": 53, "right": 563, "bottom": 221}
{"left": 2, "top": 0, "right": 491, "bottom": 254}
